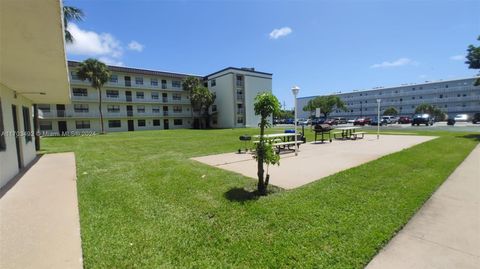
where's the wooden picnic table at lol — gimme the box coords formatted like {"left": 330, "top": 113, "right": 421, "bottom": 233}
{"left": 253, "top": 133, "right": 303, "bottom": 152}
{"left": 334, "top": 127, "right": 361, "bottom": 139}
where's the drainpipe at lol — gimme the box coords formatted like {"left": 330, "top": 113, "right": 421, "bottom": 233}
{"left": 33, "top": 104, "right": 40, "bottom": 150}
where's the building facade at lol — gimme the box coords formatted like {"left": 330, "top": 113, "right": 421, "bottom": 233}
{"left": 1, "top": 0, "right": 70, "bottom": 188}
{"left": 38, "top": 63, "right": 272, "bottom": 134}
{"left": 297, "top": 77, "right": 480, "bottom": 119}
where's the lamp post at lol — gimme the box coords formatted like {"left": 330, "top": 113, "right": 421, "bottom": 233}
{"left": 292, "top": 86, "right": 300, "bottom": 156}
{"left": 376, "top": 98, "right": 381, "bottom": 139}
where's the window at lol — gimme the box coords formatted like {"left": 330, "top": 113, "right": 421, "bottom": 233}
{"left": 39, "top": 120, "right": 52, "bottom": 131}
{"left": 457, "top": 94, "right": 461, "bottom": 97}
{"left": 107, "top": 105, "right": 120, "bottom": 113}
{"left": 72, "top": 88, "right": 88, "bottom": 96}
{"left": 161, "top": 79, "right": 167, "bottom": 89}
{"left": 71, "top": 71, "right": 80, "bottom": 80}
{"left": 212, "top": 105, "right": 217, "bottom": 112}
{"left": 153, "top": 119, "right": 160, "bottom": 126}
{"left": 137, "top": 105, "right": 145, "bottom": 113}
{"left": 136, "top": 92, "right": 144, "bottom": 99}
{"left": 439, "top": 94, "right": 443, "bottom": 99}
{"left": 125, "top": 76, "right": 131, "bottom": 87}
{"left": 0, "top": 99, "right": 5, "bottom": 151}
{"left": 135, "top": 77, "right": 144, "bottom": 85}
{"left": 74, "top": 104, "right": 89, "bottom": 113}
{"left": 151, "top": 92, "right": 159, "bottom": 100}
{"left": 138, "top": 119, "right": 146, "bottom": 127}
{"left": 38, "top": 104, "right": 51, "bottom": 113}
{"left": 152, "top": 107, "right": 160, "bottom": 113}
{"left": 173, "top": 106, "right": 182, "bottom": 113}
{"left": 174, "top": 119, "right": 183, "bottom": 125}
{"left": 172, "top": 93, "right": 181, "bottom": 100}
{"left": 412, "top": 96, "right": 415, "bottom": 100}
{"left": 76, "top": 120, "right": 90, "bottom": 129}
{"left": 236, "top": 75, "right": 244, "bottom": 87}
{"left": 210, "top": 79, "right": 216, "bottom": 87}
{"left": 109, "top": 74, "right": 118, "bottom": 83}
{"left": 445, "top": 84, "right": 449, "bottom": 88}
{"left": 151, "top": 78, "right": 158, "bottom": 86}
{"left": 22, "top": 106, "right": 32, "bottom": 143}
{"left": 106, "top": 90, "right": 119, "bottom": 98}
{"left": 237, "top": 117, "right": 244, "bottom": 124}
{"left": 172, "top": 80, "right": 181, "bottom": 88}
{"left": 108, "top": 120, "right": 121, "bottom": 128}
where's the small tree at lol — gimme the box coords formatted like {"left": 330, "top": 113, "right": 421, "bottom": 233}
{"left": 383, "top": 107, "right": 399, "bottom": 116}
{"left": 465, "top": 35, "right": 480, "bottom": 85}
{"left": 254, "top": 93, "right": 281, "bottom": 195}
{"left": 191, "top": 86, "right": 216, "bottom": 128}
{"left": 302, "top": 95, "right": 347, "bottom": 119}
{"left": 415, "top": 103, "right": 446, "bottom": 121}
{"left": 77, "top": 59, "right": 110, "bottom": 133}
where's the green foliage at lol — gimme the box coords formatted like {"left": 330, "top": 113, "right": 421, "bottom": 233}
{"left": 183, "top": 77, "right": 216, "bottom": 128}
{"left": 383, "top": 107, "right": 399, "bottom": 116}
{"left": 182, "top": 76, "right": 201, "bottom": 94}
{"left": 415, "top": 103, "right": 447, "bottom": 121}
{"left": 254, "top": 92, "right": 281, "bottom": 195}
{"left": 302, "top": 95, "right": 347, "bottom": 118}
{"left": 63, "top": 5, "right": 84, "bottom": 43}
{"left": 77, "top": 58, "right": 110, "bottom": 133}
{"left": 273, "top": 109, "right": 294, "bottom": 120}
{"left": 465, "top": 35, "right": 480, "bottom": 85}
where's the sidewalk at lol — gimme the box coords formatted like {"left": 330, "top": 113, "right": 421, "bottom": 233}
{"left": 0, "top": 153, "right": 83, "bottom": 269}
{"left": 366, "top": 144, "right": 480, "bottom": 269}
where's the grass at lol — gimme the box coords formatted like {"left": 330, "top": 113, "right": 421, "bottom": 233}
{"left": 41, "top": 128, "right": 479, "bottom": 268}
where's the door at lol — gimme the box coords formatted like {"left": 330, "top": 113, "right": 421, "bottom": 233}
{"left": 128, "top": 120, "right": 134, "bottom": 131}
{"left": 56, "top": 104, "right": 65, "bottom": 117}
{"left": 124, "top": 76, "right": 131, "bottom": 87}
{"left": 126, "top": 105, "right": 133, "bottom": 116}
{"left": 58, "top": 121, "right": 67, "bottom": 135}
{"left": 11, "top": 105, "right": 22, "bottom": 168}
{"left": 163, "top": 119, "right": 169, "bottom": 130}
{"left": 126, "top": 91, "right": 132, "bottom": 102}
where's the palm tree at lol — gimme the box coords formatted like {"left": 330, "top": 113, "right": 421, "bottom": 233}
{"left": 63, "top": 5, "right": 84, "bottom": 43}
{"left": 77, "top": 59, "right": 110, "bottom": 133}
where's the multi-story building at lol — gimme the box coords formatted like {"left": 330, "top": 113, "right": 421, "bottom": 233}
{"left": 38, "top": 62, "right": 272, "bottom": 134}
{"left": 297, "top": 77, "right": 480, "bottom": 119}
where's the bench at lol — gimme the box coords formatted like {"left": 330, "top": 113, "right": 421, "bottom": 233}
{"left": 272, "top": 141, "right": 304, "bottom": 153}
{"left": 352, "top": 132, "right": 366, "bottom": 139}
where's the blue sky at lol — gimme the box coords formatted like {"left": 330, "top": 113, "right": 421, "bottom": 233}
{"left": 65, "top": 0, "right": 479, "bottom": 108}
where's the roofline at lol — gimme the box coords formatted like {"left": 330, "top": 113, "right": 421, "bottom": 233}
{"left": 68, "top": 60, "right": 203, "bottom": 78}
{"left": 205, "top": 67, "right": 273, "bottom": 78}
{"left": 297, "top": 76, "right": 480, "bottom": 99}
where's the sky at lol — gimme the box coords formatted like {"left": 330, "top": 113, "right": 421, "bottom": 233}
{"left": 65, "top": 0, "right": 480, "bottom": 108}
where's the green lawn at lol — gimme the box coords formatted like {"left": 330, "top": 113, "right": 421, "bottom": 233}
{"left": 41, "top": 128, "right": 479, "bottom": 268}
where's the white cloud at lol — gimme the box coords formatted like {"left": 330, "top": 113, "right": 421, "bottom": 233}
{"left": 419, "top": 74, "right": 427, "bottom": 79}
{"left": 449, "top": 55, "right": 464, "bottom": 61}
{"left": 98, "top": 57, "right": 124, "bottom": 67}
{"left": 370, "top": 58, "right": 416, "bottom": 68}
{"left": 128, "top": 41, "right": 144, "bottom": 52}
{"left": 269, "top": 27, "right": 292, "bottom": 39}
{"left": 66, "top": 23, "right": 123, "bottom": 59}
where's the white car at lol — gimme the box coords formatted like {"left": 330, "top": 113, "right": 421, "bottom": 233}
{"left": 454, "top": 114, "right": 469, "bottom": 122}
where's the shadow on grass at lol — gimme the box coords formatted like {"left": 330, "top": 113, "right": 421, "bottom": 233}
{"left": 224, "top": 188, "right": 260, "bottom": 202}
{"left": 457, "top": 134, "right": 480, "bottom": 142}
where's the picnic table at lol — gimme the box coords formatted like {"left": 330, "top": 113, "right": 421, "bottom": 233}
{"left": 253, "top": 133, "right": 304, "bottom": 152}
{"left": 333, "top": 127, "right": 365, "bottom": 140}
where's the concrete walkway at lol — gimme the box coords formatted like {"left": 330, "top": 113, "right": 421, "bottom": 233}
{"left": 193, "top": 134, "right": 436, "bottom": 189}
{"left": 366, "top": 144, "right": 480, "bottom": 269}
{"left": 0, "top": 153, "right": 82, "bottom": 269}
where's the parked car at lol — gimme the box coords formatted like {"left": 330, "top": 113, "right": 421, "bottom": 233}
{"left": 412, "top": 114, "right": 434, "bottom": 126}
{"left": 334, "top": 117, "right": 347, "bottom": 124}
{"left": 447, "top": 118, "right": 456, "bottom": 125}
{"left": 347, "top": 118, "right": 356, "bottom": 124}
{"left": 285, "top": 118, "right": 294, "bottom": 124}
{"left": 473, "top": 113, "right": 480, "bottom": 124}
{"left": 324, "top": 118, "right": 338, "bottom": 125}
{"left": 371, "top": 117, "right": 388, "bottom": 126}
{"left": 353, "top": 117, "right": 371, "bottom": 126}
{"left": 398, "top": 116, "right": 412, "bottom": 124}
{"left": 454, "top": 114, "right": 469, "bottom": 122}
{"left": 382, "top": 116, "right": 398, "bottom": 124}
{"left": 298, "top": 119, "right": 312, "bottom": 125}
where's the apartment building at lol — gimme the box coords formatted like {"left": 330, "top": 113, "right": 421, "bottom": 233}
{"left": 1, "top": 0, "right": 70, "bottom": 188}
{"left": 38, "top": 62, "right": 272, "bottom": 134}
{"left": 297, "top": 77, "right": 480, "bottom": 119}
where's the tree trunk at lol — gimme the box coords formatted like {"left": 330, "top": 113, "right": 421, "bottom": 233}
{"left": 257, "top": 119, "right": 266, "bottom": 195}
{"left": 98, "top": 87, "right": 105, "bottom": 134}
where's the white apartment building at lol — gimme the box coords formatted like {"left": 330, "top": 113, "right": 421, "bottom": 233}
{"left": 297, "top": 77, "right": 480, "bottom": 119}
{"left": 0, "top": 0, "right": 70, "bottom": 188}
{"left": 38, "top": 63, "right": 272, "bottom": 134}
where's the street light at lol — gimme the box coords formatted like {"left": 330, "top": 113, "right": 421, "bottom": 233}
{"left": 292, "top": 86, "right": 300, "bottom": 156}
{"left": 376, "top": 98, "right": 381, "bottom": 139}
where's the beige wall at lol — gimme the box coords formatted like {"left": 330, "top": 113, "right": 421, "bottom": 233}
{"left": 244, "top": 75, "right": 272, "bottom": 127}
{"left": 0, "top": 85, "right": 36, "bottom": 188}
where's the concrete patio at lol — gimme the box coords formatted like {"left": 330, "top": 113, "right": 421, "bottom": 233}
{"left": 0, "top": 153, "right": 82, "bottom": 269}
{"left": 192, "top": 134, "right": 436, "bottom": 189}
